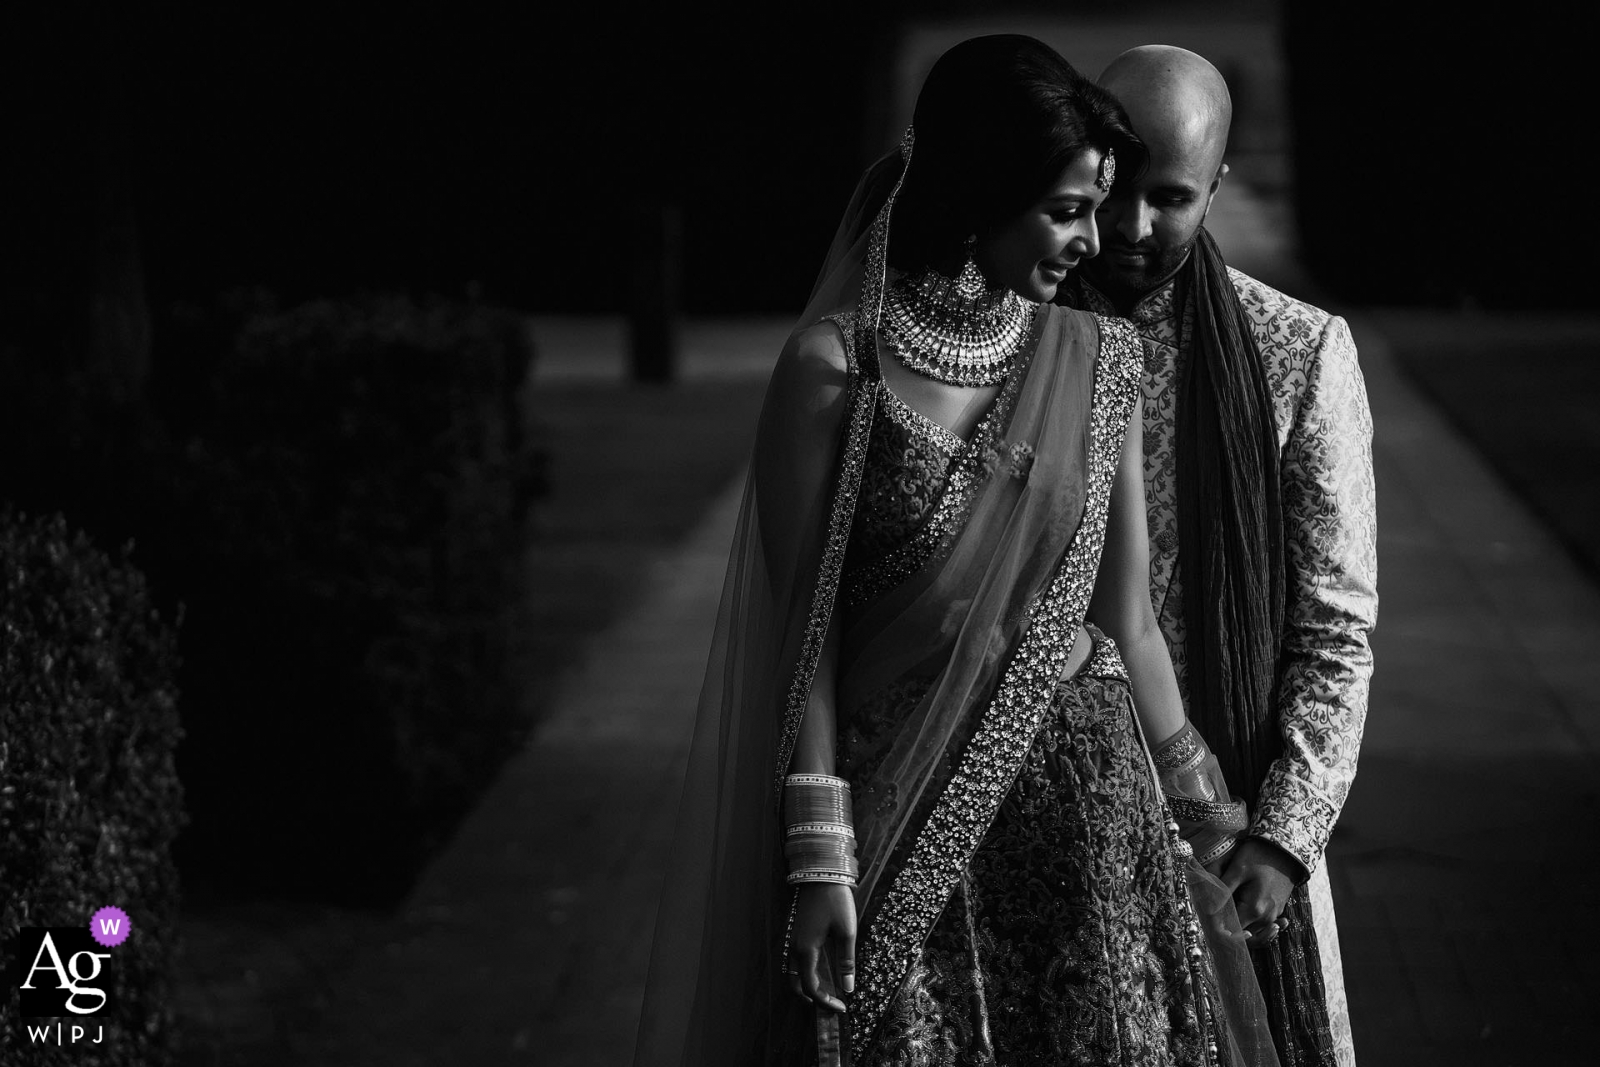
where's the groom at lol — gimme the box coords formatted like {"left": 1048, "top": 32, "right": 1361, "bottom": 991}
{"left": 1064, "top": 45, "right": 1377, "bottom": 1067}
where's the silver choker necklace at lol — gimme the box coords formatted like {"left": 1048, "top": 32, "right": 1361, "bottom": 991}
{"left": 879, "top": 262, "right": 1036, "bottom": 387}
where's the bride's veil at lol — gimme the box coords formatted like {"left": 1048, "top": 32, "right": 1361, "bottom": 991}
{"left": 629, "top": 136, "right": 909, "bottom": 1067}
{"left": 798, "top": 141, "right": 906, "bottom": 332}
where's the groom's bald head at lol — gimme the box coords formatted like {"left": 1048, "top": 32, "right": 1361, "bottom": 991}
{"left": 1084, "top": 45, "right": 1234, "bottom": 306}
{"left": 1099, "top": 45, "right": 1232, "bottom": 179}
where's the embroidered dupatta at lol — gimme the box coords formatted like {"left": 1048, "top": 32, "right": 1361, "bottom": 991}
{"left": 632, "top": 146, "right": 1142, "bottom": 1067}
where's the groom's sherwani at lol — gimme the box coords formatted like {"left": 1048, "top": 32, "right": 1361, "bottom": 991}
{"left": 1084, "top": 268, "right": 1378, "bottom": 1067}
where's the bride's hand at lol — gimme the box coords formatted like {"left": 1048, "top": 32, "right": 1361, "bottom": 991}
{"left": 787, "top": 882, "right": 856, "bottom": 1012}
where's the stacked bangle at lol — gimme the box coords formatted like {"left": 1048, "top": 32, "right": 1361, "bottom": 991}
{"left": 783, "top": 774, "right": 858, "bottom": 886}
{"left": 1155, "top": 723, "right": 1247, "bottom": 868}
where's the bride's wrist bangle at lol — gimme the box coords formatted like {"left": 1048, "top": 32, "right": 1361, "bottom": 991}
{"left": 1191, "top": 833, "right": 1238, "bottom": 868}
{"left": 783, "top": 773, "right": 853, "bottom": 826}
{"left": 783, "top": 775, "right": 858, "bottom": 885}
{"left": 784, "top": 827, "right": 859, "bottom": 886}
{"left": 1153, "top": 723, "right": 1205, "bottom": 770}
{"left": 1154, "top": 722, "right": 1233, "bottom": 803}
{"left": 1165, "top": 793, "right": 1248, "bottom": 869}
{"left": 787, "top": 821, "right": 856, "bottom": 838}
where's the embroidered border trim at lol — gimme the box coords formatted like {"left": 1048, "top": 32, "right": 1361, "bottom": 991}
{"left": 773, "top": 310, "right": 877, "bottom": 796}
{"left": 850, "top": 314, "right": 1144, "bottom": 1059}
{"left": 1082, "top": 629, "right": 1129, "bottom": 681}
{"left": 880, "top": 385, "right": 965, "bottom": 455}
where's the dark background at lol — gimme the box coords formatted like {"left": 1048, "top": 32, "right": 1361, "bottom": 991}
{"left": 4, "top": 1, "right": 880, "bottom": 319}
{"left": 8, "top": 0, "right": 1595, "bottom": 330}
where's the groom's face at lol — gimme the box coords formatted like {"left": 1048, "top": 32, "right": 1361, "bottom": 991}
{"left": 1087, "top": 122, "right": 1224, "bottom": 299}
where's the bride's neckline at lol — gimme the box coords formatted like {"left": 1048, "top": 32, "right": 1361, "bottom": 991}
{"left": 877, "top": 382, "right": 968, "bottom": 453}
{"left": 876, "top": 353, "right": 997, "bottom": 445}
{"left": 873, "top": 310, "right": 1033, "bottom": 445}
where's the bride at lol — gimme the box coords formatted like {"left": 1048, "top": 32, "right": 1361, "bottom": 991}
{"left": 634, "top": 34, "right": 1277, "bottom": 1067}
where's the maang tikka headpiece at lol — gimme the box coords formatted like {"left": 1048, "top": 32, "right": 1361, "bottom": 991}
{"left": 1095, "top": 148, "right": 1117, "bottom": 193}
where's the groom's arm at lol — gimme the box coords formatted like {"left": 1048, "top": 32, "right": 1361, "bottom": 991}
{"left": 1249, "top": 313, "right": 1379, "bottom": 878}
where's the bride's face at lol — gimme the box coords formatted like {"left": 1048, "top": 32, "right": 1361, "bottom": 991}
{"left": 974, "top": 149, "right": 1108, "bottom": 302}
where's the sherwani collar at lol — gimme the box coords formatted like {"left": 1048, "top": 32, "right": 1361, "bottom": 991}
{"left": 1080, "top": 269, "right": 1183, "bottom": 327}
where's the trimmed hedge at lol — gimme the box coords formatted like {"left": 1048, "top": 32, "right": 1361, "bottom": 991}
{"left": 0, "top": 510, "right": 183, "bottom": 1066}
{"left": 0, "top": 292, "right": 540, "bottom": 905}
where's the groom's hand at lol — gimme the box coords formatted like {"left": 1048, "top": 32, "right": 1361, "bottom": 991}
{"left": 1220, "top": 837, "right": 1300, "bottom": 942}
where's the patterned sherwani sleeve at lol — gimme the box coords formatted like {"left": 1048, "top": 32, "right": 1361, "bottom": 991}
{"left": 1251, "top": 315, "right": 1378, "bottom": 876}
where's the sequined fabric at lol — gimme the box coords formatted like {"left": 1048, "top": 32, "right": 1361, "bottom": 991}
{"left": 843, "top": 386, "right": 960, "bottom": 597}
{"left": 861, "top": 636, "right": 1208, "bottom": 1067}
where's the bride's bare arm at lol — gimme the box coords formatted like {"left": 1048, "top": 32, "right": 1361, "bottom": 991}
{"left": 1086, "top": 410, "right": 1187, "bottom": 746}
{"left": 786, "top": 617, "right": 854, "bottom": 1012}
{"left": 756, "top": 322, "right": 857, "bottom": 1012}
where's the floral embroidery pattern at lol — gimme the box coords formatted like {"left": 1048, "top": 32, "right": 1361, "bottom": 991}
{"left": 867, "top": 663, "right": 1206, "bottom": 1067}
{"left": 839, "top": 675, "right": 939, "bottom": 824}
{"left": 848, "top": 389, "right": 958, "bottom": 568}
{"left": 980, "top": 439, "right": 1034, "bottom": 481}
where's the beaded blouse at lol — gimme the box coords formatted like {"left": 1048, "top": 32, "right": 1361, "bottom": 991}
{"left": 842, "top": 383, "right": 963, "bottom": 598}
{"left": 836, "top": 311, "right": 1036, "bottom": 612}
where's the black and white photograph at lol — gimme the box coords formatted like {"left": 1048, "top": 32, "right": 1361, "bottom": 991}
{"left": 2, "top": 1, "right": 1596, "bottom": 1064}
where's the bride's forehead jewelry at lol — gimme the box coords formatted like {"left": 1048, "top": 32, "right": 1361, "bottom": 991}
{"left": 1095, "top": 148, "right": 1116, "bottom": 192}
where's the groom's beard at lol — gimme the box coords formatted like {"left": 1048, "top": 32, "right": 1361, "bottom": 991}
{"left": 1086, "top": 232, "right": 1197, "bottom": 303}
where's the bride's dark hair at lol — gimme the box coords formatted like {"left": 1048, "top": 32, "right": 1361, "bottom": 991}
{"left": 888, "top": 34, "right": 1145, "bottom": 273}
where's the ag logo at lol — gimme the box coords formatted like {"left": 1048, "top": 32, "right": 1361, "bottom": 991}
{"left": 15, "top": 928, "right": 113, "bottom": 1016}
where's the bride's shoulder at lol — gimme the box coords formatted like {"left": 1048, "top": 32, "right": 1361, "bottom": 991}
{"left": 1043, "top": 302, "right": 1137, "bottom": 343}
{"left": 760, "top": 316, "right": 856, "bottom": 436}
{"left": 778, "top": 315, "right": 854, "bottom": 385}
{"left": 1041, "top": 301, "right": 1101, "bottom": 330}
